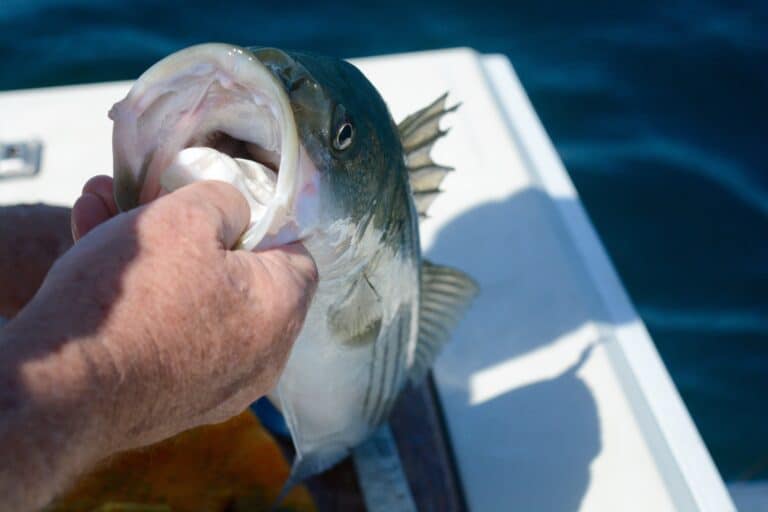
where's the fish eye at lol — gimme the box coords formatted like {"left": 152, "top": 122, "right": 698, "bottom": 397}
{"left": 334, "top": 122, "right": 354, "bottom": 151}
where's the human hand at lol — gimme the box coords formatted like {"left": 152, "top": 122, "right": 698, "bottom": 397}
{"left": 2, "top": 176, "right": 317, "bottom": 459}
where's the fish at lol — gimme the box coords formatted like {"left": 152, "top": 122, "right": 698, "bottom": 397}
{"left": 109, "top": 43, "right": 477, "bottom": 485}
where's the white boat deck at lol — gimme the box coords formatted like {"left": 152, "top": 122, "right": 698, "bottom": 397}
{"left": 0, "top": 48, "right": 735, "bottom": 511}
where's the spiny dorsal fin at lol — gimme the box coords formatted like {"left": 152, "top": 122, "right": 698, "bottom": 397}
{"left": 410, "top": 260, "right": 478, "bottom": 384}
{"left": 398, "top": 93, "right": 460, "bottom": 217}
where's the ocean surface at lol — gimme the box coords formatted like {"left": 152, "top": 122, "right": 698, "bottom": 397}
{"left": 2, "top": 0, "right": 766, "bottom": 482}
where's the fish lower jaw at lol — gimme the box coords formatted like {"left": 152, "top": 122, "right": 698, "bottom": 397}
{"left": 111, "top": 43, "right": 302, "bottom": 248}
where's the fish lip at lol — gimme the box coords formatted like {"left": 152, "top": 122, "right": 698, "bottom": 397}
{"left": 110, "top": 43, "right": 300, "bottom": 249}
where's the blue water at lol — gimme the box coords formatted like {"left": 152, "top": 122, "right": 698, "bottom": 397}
{"left": 2, "top": 0, "right": 766, "bottom": 481}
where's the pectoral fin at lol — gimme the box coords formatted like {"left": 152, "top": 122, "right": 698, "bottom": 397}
{"left": 328, "top": 272, "right": 382, "bottom": 346}
{"left": 410, "top": 260, "right": 478, "bottom": 383}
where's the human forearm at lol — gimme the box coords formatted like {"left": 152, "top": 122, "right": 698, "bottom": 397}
{"left": 0, "top": 308, "right": 110, "bottom": 512}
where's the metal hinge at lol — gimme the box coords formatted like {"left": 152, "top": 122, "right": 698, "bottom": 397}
{"left": 0, "top": 140, "right": 43, "bottom": 179}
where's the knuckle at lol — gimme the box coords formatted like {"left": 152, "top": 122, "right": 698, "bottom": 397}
{"left": 177, "top": 196, "right": 213, "bottom": 227}
{"left": 167, "top": 195, "right": 220, "bottom": 242}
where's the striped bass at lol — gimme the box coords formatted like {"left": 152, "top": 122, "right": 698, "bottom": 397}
{"left": 109, "top": 43, "right": 477, "bottom": 485}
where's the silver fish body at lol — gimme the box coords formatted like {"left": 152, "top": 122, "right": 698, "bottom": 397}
{"left": 110, "top": 43, "right": 477, "bottom": 482}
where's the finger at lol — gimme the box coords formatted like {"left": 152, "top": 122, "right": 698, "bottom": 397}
{"left": 71, "top": 192, "right": 113, "bottom": 242}
{"left": 168, "top": 181, "right": 251, "bottom": 249}
{"left": 234, "top": 241, "right": 318, "bottom": 326}
{"left": 226, "top": 243, "right": 318, "bottom": 391}
{"left": 82, "top": 175, "right": 118, "bottom": 216}
{"left": 255, "top": 242, "right": 319, "bottom": 294}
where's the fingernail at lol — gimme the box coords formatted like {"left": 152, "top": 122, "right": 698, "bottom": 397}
{"left": 71, "top": 202, "right": 80, "bottom": 242}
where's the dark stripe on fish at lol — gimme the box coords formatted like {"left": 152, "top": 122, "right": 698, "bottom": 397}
{"left": 372, "top": 307, "right": 409, "bottom": 425}
{"left": 372, "top": 319, "right": 399, "bottom": 425}
{"left": 361, "top": 318, "right": 380, "bottom": 420}
{"left": 369, "top": 326, "right": 391, "bottom": 425}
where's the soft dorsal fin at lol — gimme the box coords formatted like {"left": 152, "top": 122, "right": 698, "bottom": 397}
{"left": 398, "top": 93, "right": 460, "bottom": 217}
{"left": 410, "top": 260, "right": 478, "bottom": 384}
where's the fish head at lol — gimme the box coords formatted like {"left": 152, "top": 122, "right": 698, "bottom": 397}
{"left": 110, "top": 44, "right": 407, "bottom": 251}
{"left": 251, "top": 48, "right": 406, "bottom": 228}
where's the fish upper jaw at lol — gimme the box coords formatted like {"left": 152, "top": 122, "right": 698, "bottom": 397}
{"left": 109, "top": 43, "right": 316, "bottom": 249}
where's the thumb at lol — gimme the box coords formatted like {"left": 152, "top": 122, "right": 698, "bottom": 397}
{"left": 166, "top": 181, "right": 252, "bottom": 249}
{"left": 251, "top": 242, "right": 319, "bottom": 297}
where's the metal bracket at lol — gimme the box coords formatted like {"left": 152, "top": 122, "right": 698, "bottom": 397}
{"left": 0, "top": 140, "right": 43, "bottom": 179}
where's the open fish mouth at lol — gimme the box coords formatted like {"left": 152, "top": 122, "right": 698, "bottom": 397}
{"left": 110, "top": 43, "right": 302, "bottom": 249}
